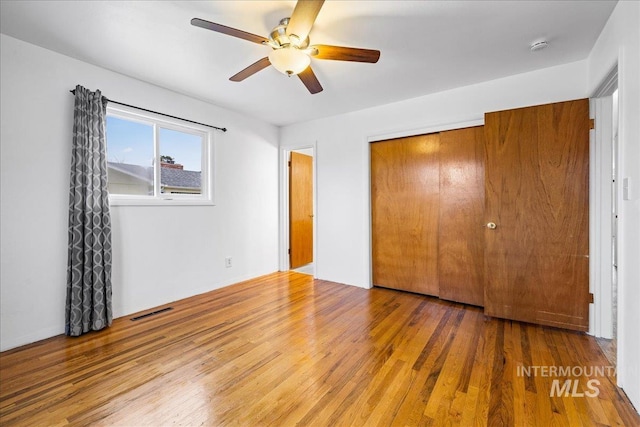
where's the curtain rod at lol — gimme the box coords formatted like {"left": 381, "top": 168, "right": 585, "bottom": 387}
{"left": 69, "top": 89, "right": 227, "bottom": 132}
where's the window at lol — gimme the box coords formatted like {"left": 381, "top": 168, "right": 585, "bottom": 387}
{"left": 105, "top": 105, "right": 213, "bottom": 205}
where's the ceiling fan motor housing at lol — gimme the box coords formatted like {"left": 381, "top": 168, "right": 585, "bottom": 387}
{"left": 270, "top": 18, "right": 310, "bottom": 49}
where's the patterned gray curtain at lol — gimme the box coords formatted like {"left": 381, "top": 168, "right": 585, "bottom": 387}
{"left": 65, "top": 85, "right": 113, "bottom": 336}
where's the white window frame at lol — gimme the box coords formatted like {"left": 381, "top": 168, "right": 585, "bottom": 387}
{"left": 106, "top": 104, "right": 214, "bottom": 206}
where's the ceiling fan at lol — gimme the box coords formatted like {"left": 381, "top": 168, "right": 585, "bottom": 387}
{"left": 191, "top": 0, "right": 380, "bottom": 94}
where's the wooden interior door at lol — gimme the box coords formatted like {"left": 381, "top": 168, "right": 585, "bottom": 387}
{"left": 483, "top": 99, "right": 590, "bottom": 331}
{"left": 371, "top": 134, "right": 440, "bottom": 296}
{"left": 289, "top": 152, "right": 313, "bottom": 269}
{"left": 438, "top": 126, "right": 485, "bottom": 306}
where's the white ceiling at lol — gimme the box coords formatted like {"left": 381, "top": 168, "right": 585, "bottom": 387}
{"left": 0, "top": 1, "right": 616, "bottom": 126}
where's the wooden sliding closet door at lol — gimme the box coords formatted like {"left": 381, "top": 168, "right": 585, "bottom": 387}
{"left": 371, "top": 134, "right": 440, "bottom": 296}
{"left": 438, "top": 126, "right": 485, "bottom": 306}
{"left": 484, "top": 99, "right": 590, "bottom": 331}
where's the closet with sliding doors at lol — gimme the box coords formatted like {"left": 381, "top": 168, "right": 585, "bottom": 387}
{"left": 370, "top": 99, "right": 590, "bottom": 332}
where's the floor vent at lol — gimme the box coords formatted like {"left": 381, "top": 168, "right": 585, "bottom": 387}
{"left": 130, "top": 307, "right": 173, "bottom": 321}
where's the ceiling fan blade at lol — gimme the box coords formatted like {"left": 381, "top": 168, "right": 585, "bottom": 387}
{"left": 191, "top": 18, "right": 268, "bottom": 45}
{"left": 311, "top": 45, "right": 380, "bottom": 63}
{"left": 287, "top": 0, "right": 325, "bottom": 42}
{"left": 229, "top": 57, "right": 271, "bottom": 82}
{"left": 298, "top": 66, "right": 323, "bottom": 94}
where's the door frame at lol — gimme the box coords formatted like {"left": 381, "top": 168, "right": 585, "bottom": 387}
{"left": 279, "top": 143, "right": 317, "bottom": 274}
{"left": 590, "top": 65, "right": 619, "bottom": 338}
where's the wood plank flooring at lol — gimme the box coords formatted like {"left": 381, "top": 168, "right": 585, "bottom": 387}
{"left": 1, "top": 272, "right": 638, "bottom": 426}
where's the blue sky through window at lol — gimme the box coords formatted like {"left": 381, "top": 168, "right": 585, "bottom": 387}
{"left": 106, "top": 116, "right": 202, "bottom": 171}
{"left": 159, "top": 128, "right": 202, "bottom": 172}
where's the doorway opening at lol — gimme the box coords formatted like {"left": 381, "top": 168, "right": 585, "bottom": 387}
{"left": 591, "top": 66, "right": 618, "bottom": 367}
{"left": 281, "top": 146, "right": 316, "bottom": 277}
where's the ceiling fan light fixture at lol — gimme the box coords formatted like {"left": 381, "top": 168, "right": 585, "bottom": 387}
{"left": 268, "top": 47, "right": 311, "bottom": 76}
{"left": 191, "top": 0, "right": 380, "bottom": 94}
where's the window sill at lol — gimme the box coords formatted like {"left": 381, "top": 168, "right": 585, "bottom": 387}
{"left": 109, "top": 196, "right": 215, "bottom": 207}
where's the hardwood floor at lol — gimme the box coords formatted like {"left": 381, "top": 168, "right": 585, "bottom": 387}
{"left": 1, "top": 272, "right": 638, "bottom": 426}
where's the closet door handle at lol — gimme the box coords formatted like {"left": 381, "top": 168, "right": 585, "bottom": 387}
{"left": 486, "top": 222, "right": 497, "bottom": 229}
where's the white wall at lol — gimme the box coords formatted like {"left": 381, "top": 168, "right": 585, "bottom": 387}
{"left": 586, "top": 0, "right": 640, "bottom": 409}
{"left": 0, "top": 34, "right": 280, "bottom": 351}
{"left": 280, "top": 60, "right": 588, "bottom": 288}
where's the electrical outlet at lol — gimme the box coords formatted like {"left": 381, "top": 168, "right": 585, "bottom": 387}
{"left": 225, "top": 257, "right": 232, "bottom": 268}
